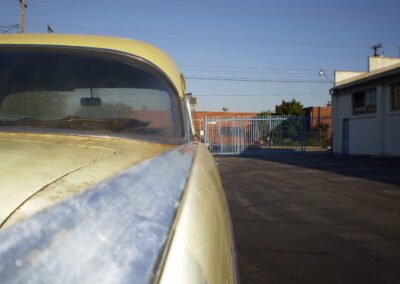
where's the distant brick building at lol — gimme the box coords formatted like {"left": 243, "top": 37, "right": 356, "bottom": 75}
{"left": 193, "top": 109, "right": 332, "bottom": 149}
{"left": 195, "top": 109, "right": 332, "bottom": 133}
{"left": 193, "top": 111, "right": 258, "bottom": 144}
{"left": 133, "top": 110, "right": 172, "bottom": 128}
{"left": 303, "top": 106, "right": 332, "bottom": 129}
{"left": 194, "top": 111, "right": 258, "bottom": 121}
{"left": 193, "top": 111, "right": 258, "bottom": 134}
{"left": 194, "top": 111, "right": 259, "bottom": 119}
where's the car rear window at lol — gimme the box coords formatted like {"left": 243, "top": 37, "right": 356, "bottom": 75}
{"left": 0, "top": 46, "right": 183, "bottom": 143}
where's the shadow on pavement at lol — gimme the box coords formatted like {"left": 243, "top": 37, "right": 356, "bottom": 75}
{"left": 232, "top": 151, "right": 400, "bottom": 187}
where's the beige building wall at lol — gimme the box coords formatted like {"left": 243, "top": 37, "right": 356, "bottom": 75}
{"left": 369, "top": 57, "right": 400, "bottom": 72}
{"left": 349, "top": 116, "right": 379, "bottom": 155}
{"left": 383, "top": 85, "right": 400, "bottom": 156}
{"left": 333, "top": 56, "right": 400, "bottom": 157}
{"left": 332, "top": 90, "right": 379, "bottom": 156}
{"left": 332, "top": 93, "right": 350, "bottom": 153}
{"left": 386, "top": 115, "right": 400, "bottom": 156}
{"left": 333, "top": 84, "right": 400, "bottom": 157}
{"left": 334, "top": 71, "right": 365, "bottom": 86}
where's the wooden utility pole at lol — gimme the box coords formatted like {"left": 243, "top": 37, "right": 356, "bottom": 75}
{"left": 19, "top": 0, "right": 27, "bottom": 33}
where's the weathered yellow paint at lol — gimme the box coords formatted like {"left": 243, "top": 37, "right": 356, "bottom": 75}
{"left": 159, "top": 143, "right": 237, "bottom": 284}
{"left": 0, "top": 132, "right": 174, "bottom": 228}
{"left": 0, "top": 34, "right": 185, "bottom": 97}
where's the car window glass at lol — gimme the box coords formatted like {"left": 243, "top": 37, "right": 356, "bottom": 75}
{"left": 0, "top": 47, "right": 183, "bottom": 141}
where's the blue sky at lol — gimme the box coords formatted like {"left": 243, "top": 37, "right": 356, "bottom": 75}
{"left": 1, "top": 0, "right": 400, "bottom": 112}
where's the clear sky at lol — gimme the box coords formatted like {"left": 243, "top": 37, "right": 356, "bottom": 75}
{"left": 1, "top": 0, "right": 400, "bottom": 112}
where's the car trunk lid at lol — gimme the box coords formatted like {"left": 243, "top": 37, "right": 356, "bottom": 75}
{"left": 0, "top": 132, "right": 175, "bottom": 228}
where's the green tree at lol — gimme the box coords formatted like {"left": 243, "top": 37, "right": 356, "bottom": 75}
{"left": 275, "top": 99, "right": 304, "bottom": 116}
{"left": 310, "top": 122, "right": 330, "bottom": 147}
{"left": 272, "top": 99, "right": 305, "bottom": 146}
{"left": 254, "top": 111, "right": 272, "bottom": 143}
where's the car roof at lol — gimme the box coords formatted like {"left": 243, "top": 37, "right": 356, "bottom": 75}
{"left": 0, "top": 34, "right": 185, "bottom": 97}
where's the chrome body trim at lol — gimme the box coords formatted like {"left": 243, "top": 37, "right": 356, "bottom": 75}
{"left": 0, "top": 145, "right": 194, "bottom": 284}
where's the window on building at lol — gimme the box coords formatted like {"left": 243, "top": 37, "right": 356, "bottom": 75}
{"left": 219, "top": 126, "right": 243, "bottom": 137}
{"left": 391, "top": 84, "right": 400, "bottom": 111}
{"left": 352, "top": 89, "right": 376, "bottom": 115}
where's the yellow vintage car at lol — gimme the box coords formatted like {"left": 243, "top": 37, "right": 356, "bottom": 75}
{"left": 0, "top": 34, "right": 238, "bottom": 284}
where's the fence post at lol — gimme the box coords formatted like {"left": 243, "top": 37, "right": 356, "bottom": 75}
{"left": 204, "top": 116, "right": 208, "bottom": 145}
{"left": 301, "top": 116, "right": 307, "bottom": 152}
{"left": 268, "top": 116, "right": 272, "bottom": 148}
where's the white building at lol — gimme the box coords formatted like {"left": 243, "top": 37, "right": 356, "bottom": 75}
{"left": 332, "top": 56, "right": 400, "bottom": 156}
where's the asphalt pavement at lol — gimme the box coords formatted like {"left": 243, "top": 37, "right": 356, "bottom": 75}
{"left": 217, "top": 153, "right": 400, "bottom": 284}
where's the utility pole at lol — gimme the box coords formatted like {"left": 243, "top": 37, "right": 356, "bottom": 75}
{"left": 19, "top": 0, "right": 27, "bottom": 33}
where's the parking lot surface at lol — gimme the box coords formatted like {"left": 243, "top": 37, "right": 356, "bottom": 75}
{"left": 218, "top": 153, "right": 400, "bottom": 284}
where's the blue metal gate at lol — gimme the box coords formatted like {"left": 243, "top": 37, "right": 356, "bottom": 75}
{"left": 201, "top": 116, "right": 330, "bottom": 156}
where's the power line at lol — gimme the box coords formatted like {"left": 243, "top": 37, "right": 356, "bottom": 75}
{"left": 142, "top": 34, "right": 376, "bottom": 49}
{"left": 32, "top": 0, "right": 393, "bottom": 21}
{"left": 185, "top": 76, "right": 330, "bottom": 84}
{"left": 0, "top": 24, "right": 19, "bottom": 34}
{"left": 180, "top": 64, "right": 337, "bottom": 76}
{"left": 180, "top": 64, "right": 333, "bottom": 72}
{"left": 182, "top": 68, "right": 325, "bottom": 76}
{"left": 195, "top": 92, "right": 325, "bottom": 97}
{"left": 27, "top": 22, "right": 399, "bottom": 51}
{"left": 24, "top": 22, "right": 387, "bottom": 62}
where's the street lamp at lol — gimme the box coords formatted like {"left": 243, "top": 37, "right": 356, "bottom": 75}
{"left": 318, "top": 69, "right": 333, "bottom": 85}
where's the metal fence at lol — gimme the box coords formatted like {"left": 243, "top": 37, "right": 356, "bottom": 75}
{"left": 196, "top": 115, "right": 331, "bottom": 156}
